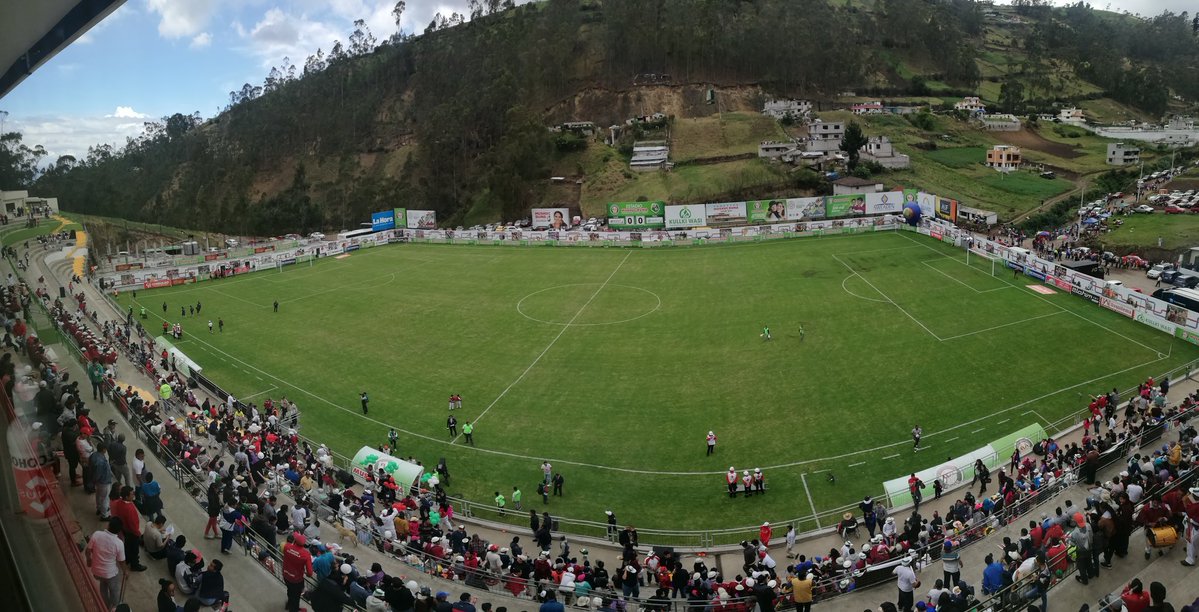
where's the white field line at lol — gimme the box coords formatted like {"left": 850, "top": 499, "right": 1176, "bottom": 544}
{"left": 922, "top": 259, "right": 983, "bottom": 293}
{"left": 455, "top": 251, "right": 633, "bottom": 441}
{"left": 840, "top": 274, "right": 890, "bottom": 303}
{"left": 832, "top": 253, "right": 943, "bottom": 340}
{"left": 800, "top": 473, "right": 821, "bottom": 528}
{"left": 896, "top": 232, "right": 1170, "bottom": 356}
{"left": 939, "top": 311, "right": 1064, "bottom": 341}
{"left": 882, "top": 453, "right": 901, "bottom": 460}
{"left": 242, "top": 386, "right": 278, "bottom": 400}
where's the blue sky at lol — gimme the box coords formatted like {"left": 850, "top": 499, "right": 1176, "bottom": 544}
{"left": 0, "top": 0, "right": 1190, "bottom": 163}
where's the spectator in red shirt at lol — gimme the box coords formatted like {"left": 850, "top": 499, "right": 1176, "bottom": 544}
{"left": 110, "top": 485, "right": 146, "bottom": 571}
{"left": 282, "top": 532, "right": 314, "bottom": 612}
{"left": 1045, "top": 539, "right": 1068, "bottom": 574}
{"left": 1121, "top": 578, "right": 1151, "bottom": 612}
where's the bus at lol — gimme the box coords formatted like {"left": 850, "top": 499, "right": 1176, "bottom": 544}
{"left": 336, "top": 228, "right": 375, "bottom": 241}
{"left": 1153, "top": 287, "right": 1199, "bottom": 312}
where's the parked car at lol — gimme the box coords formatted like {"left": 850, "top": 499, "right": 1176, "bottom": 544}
{"left": 1162, "top": 270, "right": 1181, "bottom": 285}
{"left": 1165, "top": 205, "right": 1187, "bottom": 214}
{"left": 1147, "top": 264, "right": 1173, "bottom": 279}
{"left": 1135, "top": 205, "right": 1155, "bottom": 213}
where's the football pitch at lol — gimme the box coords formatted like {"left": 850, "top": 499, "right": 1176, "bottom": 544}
{"left": 116, "top": 230, "right": 1199, "bottom": 534}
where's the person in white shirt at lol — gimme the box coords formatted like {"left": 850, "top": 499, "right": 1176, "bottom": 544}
{"left": 132, "top": 449, "right": 146, "bottom": 489}
{"left": 85, "top": 518, "right": 126, "bottom": 609}
{"left": 176, "top": 551, "right": 200, "bottom": 594}
{"left": 892, "top": 555, "right": 918, "bottom": 611}
{"left": 1126, "top": 481, "right": 1144, "bottom": 503}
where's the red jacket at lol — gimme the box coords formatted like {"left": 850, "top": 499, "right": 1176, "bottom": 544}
{"left": 111, "top": 499, "right": 140, "bottom": 536}
{"left": 282, "top": 542, "right": 314, "bottom": 583}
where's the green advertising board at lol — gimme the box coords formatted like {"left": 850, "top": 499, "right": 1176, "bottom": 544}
{"left": 746, "top": 200, "right": 770, "bottom": 224}
{"left": 607, "top": 201, "right": 666, "bottom": 229}
{"left": 393, "top": 208, "right": 408, "bottom": 230}
{"left": 825, "top": 194, "right": 866, "bottom": 218}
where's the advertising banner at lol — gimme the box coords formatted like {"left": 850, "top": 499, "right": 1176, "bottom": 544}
{"left": 865, "top": 191, "right": 905, "bottom": 215}
{"left": 607, "top": 202, "right": 666, "bottom": 229}
{"left": 1024, "top": 266, "right": 1046, "bottom": 281}
{"left": 785, "top": 197, "right": 825, "bottom": 221}
{"left": 1176, "top": 327, "right": 1199, "bottom": 346}
{"left": 1136, "top": 309, "right": 1176, "bottom": 334}
{"left": 936, "top": 197, "right": 958, "bottom": 223}
{"left": 918, "top": 191, "right": 938, "bottom": 216}
{"left": 746, "top": 200, "right": 788, "bottom": 224}
{"left": 665, "top": 204, "right": 708, "bottom": 229}
{"left": 1101, "top": 297, "right": 1135, "bottom": 318}
{"left": 532, "top": 208, "right": 571, "bottom": 230}
{"left": 825, "top": 194, "right": 866, "bottom": 218}
{"left": 705, "top": 202, "right": 747, "bottom": 225}
{"left": 371, "top": 210, "right": 396, "bottom": 231}
{"left": 349, "top": 447, "right": 424, "bottom": 490}
{"left": 1166, "top": 303, "right": 1192, "bottom": 326}
{"left": 114, "top": 262, "right": 144, "bottom": 272}
{"left": 393, "top": 208, "right": 408, "bottom": 229}
{"left": 406, "top": 210, "right": 436, "bottom": 229}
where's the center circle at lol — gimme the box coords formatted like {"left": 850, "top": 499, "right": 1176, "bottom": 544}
{"left": 516, "top": 283, "right": 662, "bottom": 326}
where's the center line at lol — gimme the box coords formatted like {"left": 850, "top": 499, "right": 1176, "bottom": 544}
{"left": 458, "top": 251, "right": 633, "bottom": 439}
{"left": 882, "top": 453, "right": 900, "bottom": 460}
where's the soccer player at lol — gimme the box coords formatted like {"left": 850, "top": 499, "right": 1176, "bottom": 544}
{"left": 388, "top": 428, "right": 398, "bottom": 450}
{"left": 912, "top": 425, "right": 923, "bottom": 451}
{"left": 208, "top": 320, "right": 214, "bottom": 334}
{"left": 218, "top": 318, "right": 224, "bottom": 333}
{"left": 726, "top": 467, "right": 738, "bottom": 498}
{"left": 799, "top": 325, "right": 806, "bottom": 341}
{"left": 448, "top": 395, "right": 455, "bottom": 411}
{"left": 360, "top": 392, "right": 369, "bottom": 415}
{"left": 706, "top": 431, "right": 717, "bottom": 456}
{"left": 273, "top": 300, "right": 279, "bottom": 313}
{"left": 761, "top": 325, "right": 771, "bottom": 340}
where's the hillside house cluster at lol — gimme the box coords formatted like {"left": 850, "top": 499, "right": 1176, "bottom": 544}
{"left": 805, "top": 119, "right": 846, "bottom": 153}
{"left": 986, "top": 145, "right": 1022, "bottom": 172}
{"left": 551, "top": 121, "right": 596, "bottom": 136}
{"left": 850, "top": 101, "right": 884, "bottom": 115}
{"left": 1059, "top": 107, "right": 1086, "bottom": 125}
{"left": 1106, "top": 142, "right": 1140, "bottom": 166}
{"left": 762, "top": 99, "right": 812, "bottom": 120}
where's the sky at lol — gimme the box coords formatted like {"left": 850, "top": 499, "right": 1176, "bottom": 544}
{"left": 0, "top": 0, "right": 1191, "bottom": 163}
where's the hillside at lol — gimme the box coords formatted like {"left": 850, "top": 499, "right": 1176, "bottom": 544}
{"left": 17, "top": 0, "right": 1199, "bottom": 234}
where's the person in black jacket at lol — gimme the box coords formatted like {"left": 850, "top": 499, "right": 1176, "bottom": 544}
{"left": 309, "top": 573, "right": 354, "bottom": 612}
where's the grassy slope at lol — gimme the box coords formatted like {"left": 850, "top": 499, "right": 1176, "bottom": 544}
{"left": 672, "top": 113, "right": 789, "bottom": 162}
{"left": 116, "top": 233, "right": 1199, "bottom": 533}
{"left": 1105, "top": 213, "right": 1199, "bottom": 251}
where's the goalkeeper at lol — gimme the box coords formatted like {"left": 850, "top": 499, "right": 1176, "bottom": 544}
{"left": 761, "top": 325, "right": 771, "bottom": 341}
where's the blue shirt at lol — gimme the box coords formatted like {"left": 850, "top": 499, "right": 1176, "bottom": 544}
{"left": 539, "top": 601, "right": 565, "bottom": 612}
{"left": 142, "top": 480, "right": 161, "bottom": 497}
{"left": 313, "top": 552, "right": 335, "bottom": 581}
{"left": 982, "top": 562, "right": 1006, "bottom": 594}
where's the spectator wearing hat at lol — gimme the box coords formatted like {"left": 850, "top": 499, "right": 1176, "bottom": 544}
{"left": 893, "top": 554, "right": 918, "bottom": 612}
{"left": 365, "top": 586, "right": 390, "bottom": 612}
{"left": 282, "top": 533, "right": 314, "bottom": 612}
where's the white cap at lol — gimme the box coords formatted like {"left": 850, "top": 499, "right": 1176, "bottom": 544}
{"left": 745, "top": 578, "right": 755, "bottom": 587}
{"left": 340, "top": 563, "right": 353, "bottom": 575}
{"left": 708, "top": 431, "right": 714, "bottom": 436}
{"left": 767, "top": 580, "right": 777, "bottom": 588}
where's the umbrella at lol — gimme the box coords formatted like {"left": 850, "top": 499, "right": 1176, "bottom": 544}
{"left": 1036, "top": 231, "right": 1052, "bottom": 237}
{"left": 1082, "top": 217, "right": 1099, "bottom": 225}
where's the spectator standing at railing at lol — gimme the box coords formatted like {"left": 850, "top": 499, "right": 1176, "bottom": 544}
{"left": 91, "top": 441, "right": 114, "bottom": 519}
{"left": 88, "top": 358, "right": 105, "bottom": 402}
{"left": 85, "top": 516, "right": 127, "bottom": 610}
{"left": 112, "top": 485, "right": 147, "bottom": 571}
{"left": 109, "top": 432, "right": 129, "bottom": 487}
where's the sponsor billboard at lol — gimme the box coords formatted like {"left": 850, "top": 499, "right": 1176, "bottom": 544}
{"left": 785, "top": 197, "right": 825, "bottom": 221}
{"left": 746, "top": 200, "right": 788, "bottom": 224}
{"left": 825, "top": 194, "right": 866, "bottom": 218}
{"left": 1166, "top": 303, "right": 1192, "bottom": 326}
{"left": 705, "top": 202, "right": 747, "bottom": 225}
{"left": 664, "top": 204, "right": 708, "bottom": 229}
{"left": 1100, "top": 297, "right": 1134, "bottom": 318}
{"left": 371, "top": 210, "right": 396, "bottom": 231}
{"left": 936, "top": 197, "right": 958, "bottom": 223}
{"left": 607, "top": 201, "right": 665, "bottom": 229}
{"left": 532, "top": 208, "right": 571, "bottom": 230}
{"left": 865, "top": 191, "right": 905, "bottom": 215}
{"left": 349, "top": 447, "right": 423, "bottom": 489}
{"left": 1024, "top": 267, "right": 1046, "bottom": 281}
{"left": 1137, "top": 309, "right": 1176, "bottom": 334}
{"left": 1176, "top": 327, "right": 1199, "bottom": 345}
{"left": 406, "top": 210, "right": 436, "bottom": 229}
{"left": 393, "top": 208, "right": 408, "bottom": 229}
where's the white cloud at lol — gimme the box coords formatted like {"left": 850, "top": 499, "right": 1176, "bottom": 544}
{"left": 241, "top": 8, "right": 344, "bottom": 67}
{"left": 107, "top": 106, "right": 151, "bottom": 119}
{"left": 147, "top": 0, "right": 221, "bottom": 38}
{"left": 191, "top": 32, "right": 213, "bottom": 48}
{"left": 9, "top": 113, "right": 152, "bottom": 162}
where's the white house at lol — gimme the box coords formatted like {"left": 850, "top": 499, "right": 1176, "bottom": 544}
{"left": 859, "top": 136, "right": 910, "bottom": 169}
{"left": 762, "top": 99, "right": 812, "bottom": 120}
{"left": 758, "top": 140, "right": 798, "bottom": 159}
{"left": 1059, "top": 107, "right": 1086, "bottom": 125}
{"left": 954, "top": 97, "right": 987, "bottom": 114}
{"left": 982, "top": 113, "right": 1022, "bottom": 131}
{"left": 850, "top": 101, "right": 884, "bottom": 115}
{"left": 629, "top": 141, "right": 670, "bottom": 171}
{"left": 831, "top": 176, "right": 884, "bottom": 195}
{"left": 805, "top": 119, "right": 846, "bottom": 153}
{"left": 0, "top": 190, "right": 59, "bottom": 216}
{"left": 1106, "top": 142, "right": 1140, "bottom": 166}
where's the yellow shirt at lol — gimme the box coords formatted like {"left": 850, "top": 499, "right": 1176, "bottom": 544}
{"left": 789, "top": 577, "right": 813, "bottom": 603}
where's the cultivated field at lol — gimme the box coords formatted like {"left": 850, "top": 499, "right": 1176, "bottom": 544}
{"left": 118, "top": 231, "right": 1199, "bottom": 532}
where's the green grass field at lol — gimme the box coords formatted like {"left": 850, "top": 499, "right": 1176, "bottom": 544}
{"left": 116, "top": 231, "right": 1199, "bottom": 535}
{"left": 1104, "top": 213, "right": 1199, "bottom": 251}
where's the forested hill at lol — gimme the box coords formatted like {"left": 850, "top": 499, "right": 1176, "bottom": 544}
{"left": 21, "top": 0, "right": 1199, "bottom": 234}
